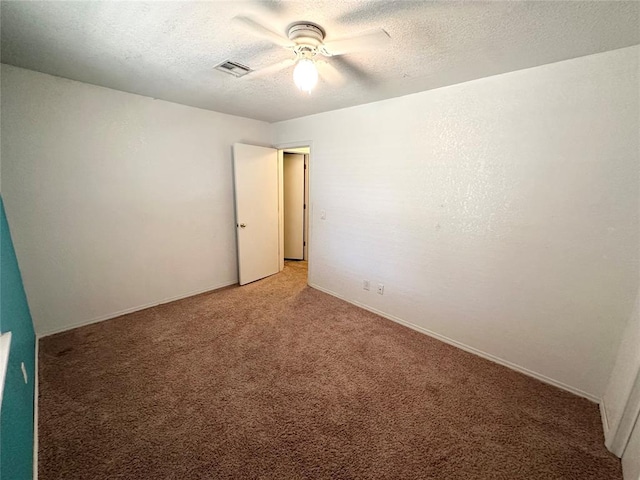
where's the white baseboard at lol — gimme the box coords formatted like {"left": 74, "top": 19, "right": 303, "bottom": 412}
{"left": 601, "top": 400, "right": 610, "bottom": 438}
{"left": 601, "top": 400, "right": 615, "bottom": 457}
{"left": 33, "top": 337, "right": 39, "bottom": 480}
{"left": 30, "top": 276, "right": 608, "bottom": 476}
{"left": 38, "top": 281, "right": 237, "bottom": 338}
{"left": 309, "top": 283, "right": 600, "bottom": 404}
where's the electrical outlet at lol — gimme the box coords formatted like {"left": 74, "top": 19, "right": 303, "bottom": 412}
{"left": 363, "top": 280, "right": 370, "bottom": 291}
{"left": 377, "top": 283, "right": 384, "bottom": 295}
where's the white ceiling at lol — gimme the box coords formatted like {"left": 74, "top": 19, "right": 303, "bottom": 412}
{"left": 2, "top": 1, "right": 639, "bottom": 123}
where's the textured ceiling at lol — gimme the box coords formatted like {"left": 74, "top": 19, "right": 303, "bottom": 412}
{"left": 1, "top": 1, "right": 639, "bottom": 122}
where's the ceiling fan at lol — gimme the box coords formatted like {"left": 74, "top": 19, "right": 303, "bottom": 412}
{"left": 233, "top": 16, "right": 391, "bottom": 93}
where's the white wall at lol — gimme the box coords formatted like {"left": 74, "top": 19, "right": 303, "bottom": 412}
{"left": 604, "top": 290, "right": 640, "bottom": 452}
{"left": 1, "top": 65, "right": 272, "bottom": 336}
{"left": 274, "top": 46, "right": 640, "bottom": 400}
{"left": 623, "top": 418, "right": 640, "bottom": 480}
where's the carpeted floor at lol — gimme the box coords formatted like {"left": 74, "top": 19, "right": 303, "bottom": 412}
{"left": 39, "top": 261, "right": 621, "bottom": 479}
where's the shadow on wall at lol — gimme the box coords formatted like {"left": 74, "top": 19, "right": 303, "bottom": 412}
{"left": 1, "top": 196, "right": 36, "bottom": 480}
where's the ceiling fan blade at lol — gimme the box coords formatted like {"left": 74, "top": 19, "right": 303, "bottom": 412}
{"left": 331, "top": 56, "right": 374, "bottom": 85}
{"left": 322, "top": 29, "right": 390, "bottom": 56}
{"left": 247, "top": 58, "right": 295, "bottom": 79}
{"left": 317, "top": 61, "right": 346, "bottom": 87}
{"left": 257, "top": 1, "right": 286, "bottom": 14}
{"left": 232, "top": 15, "right": 294, "bottom": 48}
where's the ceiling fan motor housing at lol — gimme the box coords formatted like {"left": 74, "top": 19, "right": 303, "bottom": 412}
{"left": 287, "top": 22, "right": 325, "bottom": 47}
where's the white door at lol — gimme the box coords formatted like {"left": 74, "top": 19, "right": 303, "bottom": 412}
{"left": 233, "top": 143, "right": 279, "bottom": 285}
{"left": 283, "top": 153, "right": 305, "bottom": 260}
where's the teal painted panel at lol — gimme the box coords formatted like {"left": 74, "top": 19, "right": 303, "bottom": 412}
{"left": 1, "top": 196, "right": 36, "bottom": 480}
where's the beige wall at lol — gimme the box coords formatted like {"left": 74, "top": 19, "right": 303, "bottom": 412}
{"left": 274, "top": 46, "right": 640, "bottom": 400}
{"left": 2, "top": 45, "right": 638, "bottom": 402}
{"left": 1, "top": 65, "right": 272, "bottom": 335}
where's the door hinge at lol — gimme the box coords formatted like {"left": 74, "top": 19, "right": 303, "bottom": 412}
{"left": 304, "top": 204, "right": 306, "bottom": 209}
{"left": 304, "top": 241, "right": 306, "bottom": 246}
{"left": 304, "top": 164, "right": 307, "bottom": 170}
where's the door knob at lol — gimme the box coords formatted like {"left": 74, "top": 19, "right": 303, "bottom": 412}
{"left": 239, "top": 223, "right": 246, "bottom": 228}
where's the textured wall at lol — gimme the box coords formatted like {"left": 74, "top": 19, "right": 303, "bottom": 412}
{"left": 1, "top": 65, "right": 272, "bottom": 335}
{"left": 1, "top": 197, "right": 36, "bottom": 480}
{"left": 274, "top": 46, "right": 640, "bottom": 399}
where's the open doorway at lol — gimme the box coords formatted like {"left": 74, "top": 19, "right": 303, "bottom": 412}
{"left": 231, "top": 142, "right": 311, "bottom": 286}
{"left": 279, "top": 145, "right": 310, "bottom": 281}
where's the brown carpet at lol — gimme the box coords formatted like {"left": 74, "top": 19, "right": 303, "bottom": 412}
{"left": 39, "top": 261, "right": 621, "bottom": 479}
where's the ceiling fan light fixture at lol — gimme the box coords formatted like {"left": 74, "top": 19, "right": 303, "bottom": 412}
{"left": 293, "top": 58, "right": 318, "bottom": 94}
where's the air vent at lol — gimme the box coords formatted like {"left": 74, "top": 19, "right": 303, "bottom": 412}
{"left": 214, "top": 60, "right": 251, "bottom": 78}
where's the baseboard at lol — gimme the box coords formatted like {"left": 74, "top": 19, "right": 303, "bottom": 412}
{"left": 33, "top": 337, "right": 39, "bottom": 480}
{"left": 601, "top": 400, "right": 610, "bottom": 439}
{"left": 38, "top": 281, "right": 238, "bottom": 338}
{"left": 309, "top": 283, "right": 600, "bottom": 403}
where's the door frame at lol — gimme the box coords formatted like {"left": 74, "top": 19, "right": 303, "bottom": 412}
{"left": 276, "top": 141, "right": 313, "bottom": 283}
{"left": 282, "top": 152, "right": 305, "bottom": 260}
{"left": 608, "top": 369, "right": 640, "bottom": 456}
